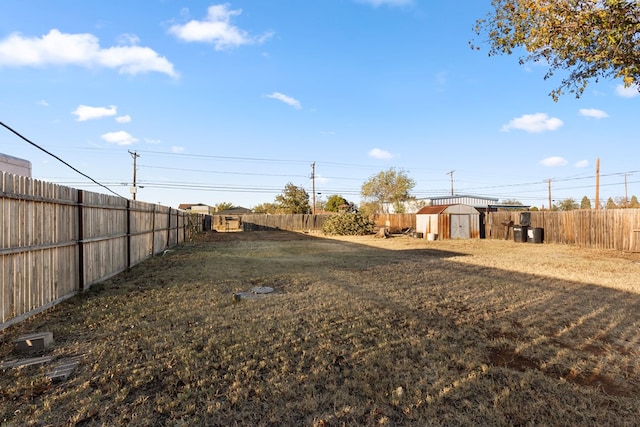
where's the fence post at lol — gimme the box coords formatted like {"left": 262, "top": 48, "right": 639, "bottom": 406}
{"left": 126, "top": 199, "right": 131, "bottom": 268}
{"left": 77, "top": 189, "right": 85, "bottom": 291}
{"left": 151, "top": 204, "right": 156, "bottom": 256}
{"left": 166, "top": 208, "right": 172, "bottom": 248}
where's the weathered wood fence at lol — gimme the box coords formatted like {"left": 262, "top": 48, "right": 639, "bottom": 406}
{"left": 487, "top": 209, "right": 640, "bottom": 252}
{"left": 370, "top": 213, "right": 416, "bottom": 233}
{"left": 1, "top": 172, "right": 204, "bottom": 330}
{"left": 240, "top": 214, "right": 335, "bottom": 231}
{"left": 209, "top": 213, "right": 416, "bottom": 233}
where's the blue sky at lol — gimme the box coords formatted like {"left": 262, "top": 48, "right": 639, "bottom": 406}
{"left": 1, "top": 0, "right": 638, "bottom": 209}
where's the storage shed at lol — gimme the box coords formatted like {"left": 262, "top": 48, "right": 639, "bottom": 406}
{"left": 416, "top": 204, "right": 481, "bottom": 240}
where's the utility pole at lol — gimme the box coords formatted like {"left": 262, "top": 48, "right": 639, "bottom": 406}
{"left": 311, "top": 162, "right": 316, "bottom": 214}
{"left": 595, "top": 157, "right": 600, "bottom": 210}
{"left": 129, "top": 150, "right": 140, "bottom": 201}
{"left": 547, "top": 179, "right": 552, "bottom": 210}
{"left": 447, "top": 170, "right": 455, "bottom": 196}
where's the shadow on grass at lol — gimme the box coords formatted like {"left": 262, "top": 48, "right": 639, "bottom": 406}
{"left": 2, "top": 229, "right": 640, "bottom": 425}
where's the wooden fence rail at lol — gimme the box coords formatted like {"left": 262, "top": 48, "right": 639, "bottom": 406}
{"left": 1, "top": 172, "right": 204, "bottom": 330}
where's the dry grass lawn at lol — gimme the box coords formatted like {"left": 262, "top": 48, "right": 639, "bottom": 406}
{"left": 2, "top": 231, "right": 640, "bottom": 426}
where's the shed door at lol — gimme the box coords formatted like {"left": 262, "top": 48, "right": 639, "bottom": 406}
{"left": 450, "top": 214, "right": 470, "bottom": 239}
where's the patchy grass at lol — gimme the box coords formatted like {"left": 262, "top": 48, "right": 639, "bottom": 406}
{"left": 2, "top": 231, "right": 640, "bottom": 426}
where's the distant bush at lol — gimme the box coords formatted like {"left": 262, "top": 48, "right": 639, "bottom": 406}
{"left": 322, "top": 212, "right": 374, "bottom": 236}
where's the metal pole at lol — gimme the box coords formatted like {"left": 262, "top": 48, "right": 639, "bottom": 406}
{"left": 311, "top": 162, "right": 316, "bottom": 214}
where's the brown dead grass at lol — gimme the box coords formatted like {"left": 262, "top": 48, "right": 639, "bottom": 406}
{"left": 2, "top": 231, "right": 640, "bottom": 426}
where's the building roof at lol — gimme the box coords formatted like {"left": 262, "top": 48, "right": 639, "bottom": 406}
{"left": 423, "top": 194, "right": 499, "bottom": 208}
{"left": 428, "top": 194, "right": 499, "bottom": 202}
{"left": 216, "top": 207, "right": 253, "bottom": 215}
{"left": 178, "top": 203, "right": 208, "bottom": 210}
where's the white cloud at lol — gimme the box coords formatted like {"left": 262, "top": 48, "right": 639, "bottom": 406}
{"left": 101, "top": 130, "right": 138, "bottom": 146}
{"left": 0, "top": 29, "right": 177, "bottom": 77}
{"left": 355, "top": 0, "right": 413, "bottom": 6}
{"left": 116, "top": 115, "right": 131, "bottom": 123}
{"left": 501, "top": 113, "right": 563, "bottom": 133}
{"left": 369, "top": 148, "right": 394, "bottom": 159}
{"left": 540, "top": 156, "right": 568, "bottom": 167}
{"left": 168, "top": 4, "right": 273, "bottom": 50}
{"left": 144, "top": 137, "right": 160, "bottom": 144}
{"left": 267, "top": 92, "right": 301, "bottom": 109}
{"left": 36, "top": 100, "right": 48, "bottom": 107}
{"left": 72, "top": 105, "right": 117, "bottom": 122}
{"left": 579, "top": 108, "right": 608, "bottom": 119}
{"left": 575, "top": 160, "right": 589, "bottom": 168}
{"left": 615, "top": 83, "right": 640, "bottom": 98}
{"left": 172, "top": 146, "right": 185, "bottom": 153}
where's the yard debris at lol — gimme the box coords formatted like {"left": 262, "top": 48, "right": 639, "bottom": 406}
{"left": 251, "top": 286, "right": 274, "bottom": 294}
{"left": 0, "top": 356, "right": 53, "bottom": 370}
{"left": 1, "top": 331, "right": 82, "bottom": 384}
{"left": 46, "top": 355, "right": 84, "bottom": 382}
{"left": 14, "top": 332, "right": 54, "bottom": 355}
{"left": 375, "top": 227, "right": 390, "bottom": 238}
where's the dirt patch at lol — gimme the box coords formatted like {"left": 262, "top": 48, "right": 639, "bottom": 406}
{"left": 488, "top": 346, "right": 539, "bottom": 371}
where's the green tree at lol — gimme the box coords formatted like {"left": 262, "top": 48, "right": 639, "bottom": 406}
{"left": 361, "top": 168, "right": 415, "bottom": 214}
{"left": 580, "top": 196, "right": 592, "bottom": 210}
{"left": 606, "top": 197, "right": 618, "bottom": 209}
{"left": 500, "top": 199, "right": 523, "bottom": 206}
{"left": 630, "top": 195, "right": 640, "bottom": 208}
{"left": 253, "top": 202, "right": 278, "bottom": 214}
{"left": 473, "top": 0, "right": 640, "bottom": 100}
{"left": 214, "top": 202, "right": 234, "bottom": 212}
{"left": 274, "top": 183, "right": 310, "bottom": 214}
{"left": 325, "top": 195, "right": 349, "bottom": 212}
{"left": 357, "top": 201, "right": 379, "bottom": 218}
{"left": 555, "top": 198, "right": 579, "bottom": 211}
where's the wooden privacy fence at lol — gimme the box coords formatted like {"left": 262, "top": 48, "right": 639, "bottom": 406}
{"left": 1, "top": 172, "right": 204, "bottom": 330}
{"left": 240, "top": 214, "right": 335, "bottom": 231}
{"left": 210, "top": 213, "right": 416, "bottom": 233}
{"left": 370, "top": 213, "right": 416, "bottom": 233}
{"left": 487, "top": 209, "right": 640, "bottom": 251}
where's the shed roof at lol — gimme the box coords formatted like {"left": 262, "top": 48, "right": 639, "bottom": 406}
{"left": 416, "top": 205, "right": 450, "bottom": 215}
{"left": 416, "top": 204, "right": 480, "bottom": 215}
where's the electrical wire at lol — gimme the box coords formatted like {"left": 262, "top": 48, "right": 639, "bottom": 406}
{"left": 0, "top": 121, "right": 126, "bottom": 199}
{"left": 4, "top": 125, "right": 636, "bottom": 205}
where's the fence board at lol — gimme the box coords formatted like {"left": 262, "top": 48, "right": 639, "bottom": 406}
{"left": 370, "top": 214, "right": 416, "bottom": 233}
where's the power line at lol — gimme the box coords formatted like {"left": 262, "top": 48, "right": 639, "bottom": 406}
{"left": 0, "top": 120, "right": 126, "bottom": 199}
{"left": 138, "top": 164, "right": 308, "bottom": 179}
